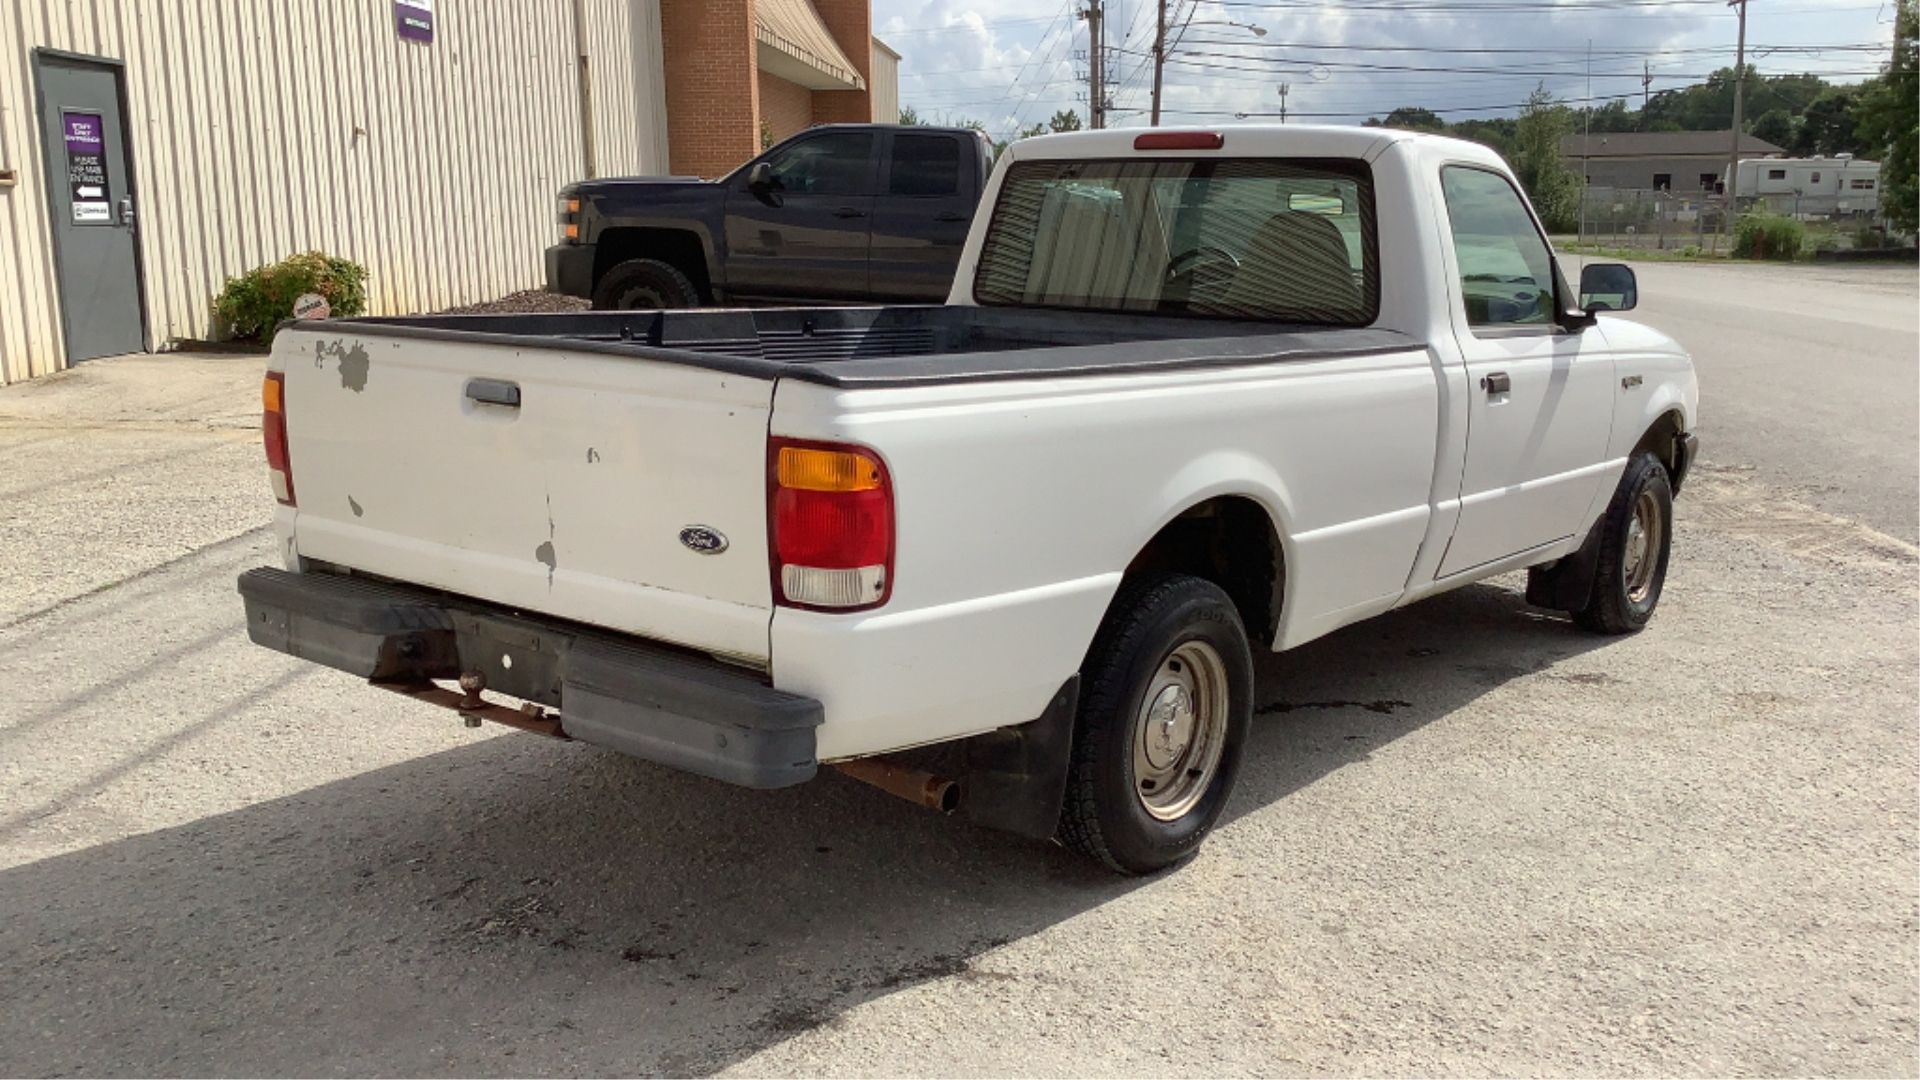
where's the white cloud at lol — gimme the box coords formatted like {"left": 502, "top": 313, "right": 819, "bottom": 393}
{"left": 873, "top": 0, "right": 1894, "bottom": 133}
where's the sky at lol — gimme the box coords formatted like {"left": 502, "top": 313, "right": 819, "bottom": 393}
{"left": 869, "top": 0, "right": 1903, "bottom": 139}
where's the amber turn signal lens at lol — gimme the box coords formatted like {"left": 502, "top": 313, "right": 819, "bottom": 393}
{"left": 777, "top": 445, "right": 882, "bottom": 492}
{"left": 564, "top": 222, "right": 580, "bottom": 240}
{"left": 261, "top": 373, "right": 284, "bottom": 412}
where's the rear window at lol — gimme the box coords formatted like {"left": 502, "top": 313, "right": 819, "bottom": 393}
{"left": 973, "top": 157, "right": 1378, "bottom": 324}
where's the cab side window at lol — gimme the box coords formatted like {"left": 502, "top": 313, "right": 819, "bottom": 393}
{"left": 1440, "top": 166, "right": 1557, "bottom": 329}
{"left": 764, "top": 132, "right": 875, "bottom": 196}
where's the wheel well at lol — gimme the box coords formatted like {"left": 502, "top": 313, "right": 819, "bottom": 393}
{"left": 1631, "top": 409, "right": 1686, "bottom": 479}
{"left": 593, "top": 228, "right": 713, "bottom": 301}
{"left": 1125, "top": 496, "right": 1285, "bottom": 646}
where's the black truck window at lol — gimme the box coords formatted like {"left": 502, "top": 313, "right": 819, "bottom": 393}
{"left": 890, "top": 135, "right": 961, "bottom": 197}
{"left": 766, "top": 132, "right": 876, "bottom": 196}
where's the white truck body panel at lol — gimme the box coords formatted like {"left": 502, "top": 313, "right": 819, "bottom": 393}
{"left": 276, "top": 332, "right": 777, "bottom": 662}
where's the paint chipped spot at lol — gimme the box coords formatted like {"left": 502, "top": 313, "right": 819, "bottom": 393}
{"left": 587, "top": 447, "right": 600, "bottom": 464}
{"left": 535, "top": 540, "right": 557, "bottom": 584}
{"left": 348, "top": 495, "right": 364, "bottom": 517}
{"left": 315, "top": 339, "right": 372, "bottom": 392}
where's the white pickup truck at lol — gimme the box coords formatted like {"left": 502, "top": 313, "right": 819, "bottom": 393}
{"left": 240, "top": 127, "right": 1697, "bottom": 874}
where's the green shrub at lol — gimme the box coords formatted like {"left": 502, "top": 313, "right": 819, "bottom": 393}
{"left": 1680, "top": 244, "right": 1701, "bottom": 257}
{"left": 1731, "top": 212, "right": 1806, "bottom": 261}
{"left": 211, "top": 250, "right": 368, "bottom": 342}
{"left": 1852, "top": 225, "right": 1890, "bottom": 250}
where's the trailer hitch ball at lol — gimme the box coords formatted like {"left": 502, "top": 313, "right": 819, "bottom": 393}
{"left": 457, "top": 670, "right": 487, "bottom": 708}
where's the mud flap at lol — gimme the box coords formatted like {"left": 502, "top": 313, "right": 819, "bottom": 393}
{"left": 962, "top": 677, "right": 1080, "bottom": 841}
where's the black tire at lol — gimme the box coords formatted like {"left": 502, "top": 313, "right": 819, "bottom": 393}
{"left": 1573, "top": 452, "right": 1674, "bottom": 634}
{"left": 1058, "top": 573, "right": 1253, "bottom": 875}
{"left": 590, "top": 258, "right": 700, "bottom": 310}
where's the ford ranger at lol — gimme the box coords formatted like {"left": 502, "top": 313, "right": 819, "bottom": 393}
{"left": 545, "top": 124, "right": 994, "bottom": 310}
{"left": 241, "top": 126, "right": 1698, "bottom": 874}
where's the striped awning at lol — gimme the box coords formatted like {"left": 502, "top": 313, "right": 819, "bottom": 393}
{"left": 756, "top": 0, "right": 866, "bottom": 91}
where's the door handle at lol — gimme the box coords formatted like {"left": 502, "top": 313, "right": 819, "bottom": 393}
{"left": 833, "top": 206, "right": 867, "bottom": 219}
{"left": 465, "top": 378, "right": 521, "bottom": 408}
{"left": 934, "top": 211, "right": 968, "bottom": 222}
{"left": 1481, "top": 372, "right": 1511, "bottom": 395}
{"left": 118, "top": 196, "right": 136, "bottom": 231}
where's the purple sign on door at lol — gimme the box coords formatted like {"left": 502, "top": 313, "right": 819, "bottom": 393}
{"left": 63, "top": 111, "right": 111, "bottom": 223}
{"left": 64, "top": 113, "right": 104, "bottom": 155}
{"left": 395, "top": 0, "right": 434, "bottom": 44}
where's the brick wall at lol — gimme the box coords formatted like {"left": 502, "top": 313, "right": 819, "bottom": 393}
{"left": 758, "top": 71, "right": 815, "bottom": 144}
{"left": 808, "top": 0, "right": 873, "bottom": 125}
{"left": 659, "top": 0, "right": 760, "bottom": 177}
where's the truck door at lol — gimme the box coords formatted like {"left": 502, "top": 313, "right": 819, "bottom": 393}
{"left": 866, "top": 131, "right": 978, "bottom": 301}
{"left": 1433, "top": 165, "right": 1615, "bottom": 579}
{"left": 722, "top": 130, "right": 876, "bottom": 301}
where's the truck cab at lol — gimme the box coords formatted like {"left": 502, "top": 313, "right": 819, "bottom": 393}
{"left": 545, "top": 124, "right": 993, "bottom": 310}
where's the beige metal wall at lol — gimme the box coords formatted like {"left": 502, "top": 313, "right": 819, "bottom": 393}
{"left": 0, "top": 0, "right": 669, "bottom": 385}
{"left": 870, "top": 37, "right": 899, "bottom": 124}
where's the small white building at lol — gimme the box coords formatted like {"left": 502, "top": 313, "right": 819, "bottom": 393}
{"left": 1729, "top": 155, "right": 1883, "bottom": 214}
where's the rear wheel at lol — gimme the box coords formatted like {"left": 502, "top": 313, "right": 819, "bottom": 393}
{"left": 591, "top": 258, "right": 700, "bottom": 310}
{"left": 1058, "top": 573, "right": 1252, "bottom": 875}
{"left": 1573, "top": 452, "right": 1673, "bottom": 634}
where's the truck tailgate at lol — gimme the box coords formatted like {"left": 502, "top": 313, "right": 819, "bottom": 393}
{"left": 275, "top": 327, "right": 775, "bottom": 663}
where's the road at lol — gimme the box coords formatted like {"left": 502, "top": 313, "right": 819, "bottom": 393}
{"left": 1, "top": 264, "right": 1915, "bottom": 1076}
{"left": 1611, "top": 259, "right": 1919, "bottom": 542}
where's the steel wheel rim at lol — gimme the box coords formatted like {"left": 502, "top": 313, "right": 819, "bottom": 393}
{"left": 1623, "top": 489, "right": 1663, "bottom": 604}
{"left": 1131, "top": 640, "right": 1230, "bottom": 822}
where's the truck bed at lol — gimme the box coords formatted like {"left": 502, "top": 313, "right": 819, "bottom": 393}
{"left": 335, "top": 306, "right": 1423, "bottom": 388}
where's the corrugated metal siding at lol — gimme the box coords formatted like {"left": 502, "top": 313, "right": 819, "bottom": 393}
{"left": 870, "top": 37, "right": 899, "bottom": 124}
{"left": 0, "top": 0, "right": 668, "bottom": 385}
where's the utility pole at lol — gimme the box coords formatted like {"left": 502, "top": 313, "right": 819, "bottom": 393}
{"left": 1725, "top": 0, "right": 1748, "bottom": 234}
{"left": 1581, "top": 39, "right": 1592, "bottom": 245}
{"left": 1084, "top": 2, "right": 1107, "bottom": 130}
{"left": 1278, "top": 82, "right": 1290, "bottom": 123}
{"left": 1641, "top": 60, "right": 1653, "bottom": 118}
{"left": 1150, "top": 0, "right": 1166, "bottom": 126}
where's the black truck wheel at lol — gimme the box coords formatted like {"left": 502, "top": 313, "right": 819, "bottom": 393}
{"left": 591, "top": 258, "right": 700, "bottom": 310}
{"left": 1573, "top": 452, "right": 1674, "bottom": 634}
{"left": 1058, "top": 573, "right": 1252, "bottom": 875}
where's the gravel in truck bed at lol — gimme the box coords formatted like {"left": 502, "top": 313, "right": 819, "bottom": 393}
{"left": 437, "top": 289, "right": 590, "bottom": 315}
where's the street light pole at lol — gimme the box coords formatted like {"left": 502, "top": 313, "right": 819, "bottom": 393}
{"left": 1725, "top": 0, "right": 1749, "bottom": 234}
{"left": 1151, "top": 18, "right": 1264, "bottom": 127}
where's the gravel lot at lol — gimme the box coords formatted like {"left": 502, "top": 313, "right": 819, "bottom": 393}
{"left": 1, "top": 264, "right": 1915, "bottom": 1076}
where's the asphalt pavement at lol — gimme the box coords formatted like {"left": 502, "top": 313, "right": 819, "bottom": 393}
{"left": 1, "top": 264, "right": 1915, "bottom": 1076}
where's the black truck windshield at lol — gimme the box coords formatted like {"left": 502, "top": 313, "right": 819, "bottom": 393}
{"left": 972, "top": 158, "right": 1378, "bottom": 325}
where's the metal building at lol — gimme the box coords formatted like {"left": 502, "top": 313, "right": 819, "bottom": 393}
{"left": 0, "top": 0, "right": 672, "bottom": 384}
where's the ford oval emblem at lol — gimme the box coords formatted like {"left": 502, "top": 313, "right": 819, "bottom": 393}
{"left": 679, "top": 525, "right": 729, "bottom": 555}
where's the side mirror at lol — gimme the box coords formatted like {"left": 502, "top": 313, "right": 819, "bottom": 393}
{"left": 746, "top": 161, "right": 775, "bottom": 191}
{"left": 1578, "top": 262, "right": 1637, "bottom": 312}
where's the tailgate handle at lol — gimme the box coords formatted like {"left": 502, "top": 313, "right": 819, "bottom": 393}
{"left": 465, "top": 378, "right": 521, "bottom": 408}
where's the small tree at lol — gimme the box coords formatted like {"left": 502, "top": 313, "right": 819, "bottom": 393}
{"left": 1048, "top": 109, "right": 1083, "bottom": 133}
{"left": 1854, "top": 0, "right": 1918, "bottom": 233}
{"left": 897, "top": 105, "right": 925, "bottom": 126}
{"left": 1510, "top": 84, "right": 1581, "bottom": 233}
{"left": 1750, "top": 108, "right": 1797, "bottom": 149}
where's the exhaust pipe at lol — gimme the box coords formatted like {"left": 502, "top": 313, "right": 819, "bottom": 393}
{"left": 832, "top": 758, "right": 960, "bottom": 813}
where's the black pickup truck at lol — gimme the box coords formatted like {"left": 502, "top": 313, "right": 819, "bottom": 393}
{"left": 546, "top": 124, "right": 993, "bottom": 310}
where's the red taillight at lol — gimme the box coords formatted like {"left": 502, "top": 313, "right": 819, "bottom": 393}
{"left": 1134, "top": 131, "right": 1225, "bottom": 151}
{"left": 262, "top": 371, "right": 295, "bottom": 506}
{"left": 768, "top": 438, "right": 893, "bottom": 611}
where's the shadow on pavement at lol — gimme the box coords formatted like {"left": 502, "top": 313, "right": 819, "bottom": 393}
{"left": 0, "top": 580, "right": 1612, "bottom": 1077}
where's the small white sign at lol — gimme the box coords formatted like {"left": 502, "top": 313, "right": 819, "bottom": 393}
{"left": 292, "top": 293, "right": 331, "bottom": 320}
{"left": 72, "top": 201, "right": 110, "bottom": 223}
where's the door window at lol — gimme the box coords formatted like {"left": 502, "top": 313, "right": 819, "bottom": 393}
{"left": 889, "top": 134, "right": 961, "bottom": 196}
{"left": 762, "top": 132, "right": 875, "bottom": 196}
{"left": 1440, "top": 166, "right": 1557, "bottom": 329}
